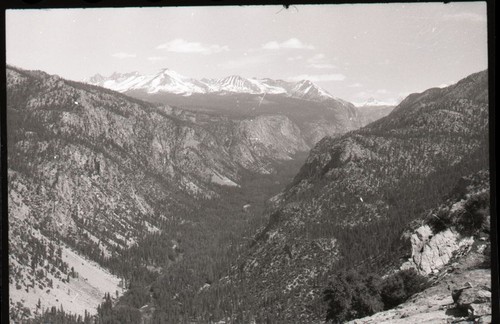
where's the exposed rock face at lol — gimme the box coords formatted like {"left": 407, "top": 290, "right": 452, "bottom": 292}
{"left": 401, "top": 225, "right": 474, "bottom": 275}
{"left": 125, "top": 84, "right": 365, "bottom": 148}
{"left": 347, "top": 171, "right": 491, "bottom": 324}
{"left": 231, "top": 115, "right": 309, "bottom": 173}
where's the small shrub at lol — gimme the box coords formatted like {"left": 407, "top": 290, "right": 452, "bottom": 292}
{"left": 380, "top": 269, "right": 428, "bottom": 309}
{"left": 456, "top": 191, "right": 489, "bottom": 236}
{"left": 427, "top": 206, "right": 452, "bottom": 233}
{"left": 324, "top": 270, "right": 383, "bottom": 323}
{"left": 380, "top": 274, "right": 406, "bottom": 309}
{"left": 324, "top": 269, "right": 429, "bottom": 322}
{"left": 397, "top": 269, "right": 429, "bottom": 296}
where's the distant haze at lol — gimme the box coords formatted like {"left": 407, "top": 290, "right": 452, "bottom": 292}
{"left": 6, "top": 3, "right": 487, "bottom": 105}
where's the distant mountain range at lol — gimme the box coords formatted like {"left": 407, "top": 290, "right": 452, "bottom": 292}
{"left": 85, "top": 68, "right": 341, "bottom": 102}
{"left": 86, "top": 68, "right": 376, "bottom": 146}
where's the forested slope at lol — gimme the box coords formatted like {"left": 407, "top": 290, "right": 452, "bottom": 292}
{"left": 213, "top": 70, "right": 490, "bottom": 322}
{"left": 6, "top": 66, "right": 309, "bottom": 321}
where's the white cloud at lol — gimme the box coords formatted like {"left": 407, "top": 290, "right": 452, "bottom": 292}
{"left": 111, "top": 52, "right": 136, "bottom": 59}
{"left": 348, "top": 83, "right": 363, "bottom": 88}
{"left": 288, "top": 73, "right": 345, "bottom": 82}
{"left": 157, "top": 38, "right": 229, "bottom": 55}
{"left": 262, "top": 38, "right": 315, "bottom": 50}
{"left": 376, "top": 89, "right": 389, "bottom": 94}
{"left": 442, "top": 12, "right": 486, "bottom": 23}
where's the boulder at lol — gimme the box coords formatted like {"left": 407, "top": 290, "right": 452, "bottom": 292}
{"left": 456, "top": 287, "right": 491, "bottom": 307}
{"left": 453, "top": 286, "right": 491, "bottom": 319}
{"left": 469, "top": 303, "right": 491, "bottom": 317}
{"left": 477, "top": 315, "right": 492, "bottom": 323}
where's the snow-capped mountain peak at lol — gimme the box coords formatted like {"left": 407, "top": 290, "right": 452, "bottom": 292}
{"left": 85, "top": 69, "right": 337, "bottom": 101}
{"left": 156, "top": 67, "right": 187, "bottom": 80}
{"left": 87, "top": 68, "right": 209, "bottom": 95}
{"left": 215, "top": 75, "right": 263, "bottom": 94}
{"left": 290, "top": 79, "right": 334, "bottom": 101}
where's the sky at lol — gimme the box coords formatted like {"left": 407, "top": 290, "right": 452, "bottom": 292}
{"left": 6, "top": 3, "right": 488, "bottom": 105}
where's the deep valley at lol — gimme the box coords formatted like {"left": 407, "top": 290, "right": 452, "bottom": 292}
{"left": 6, "top": 66, "right": 493, "bottom": 324}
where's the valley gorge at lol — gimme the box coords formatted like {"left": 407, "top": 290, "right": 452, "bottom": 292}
{"left": 6, "top": 66, "right": 493, "bottom": 324}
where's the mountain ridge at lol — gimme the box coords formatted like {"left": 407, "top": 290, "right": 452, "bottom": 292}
{"left": 85, "top": 68, "right": 340, "bottom": 102}
{"left": 85, "top": 68, "right": 373, "bottom": 147}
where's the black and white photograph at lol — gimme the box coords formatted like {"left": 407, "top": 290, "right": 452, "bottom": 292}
{"left": 4, "top": 2, "right": 495, "bottom": 323}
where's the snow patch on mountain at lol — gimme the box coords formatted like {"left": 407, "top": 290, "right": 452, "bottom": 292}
{"left": 9, "top": 231, "right": 122, "bottom": 319}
